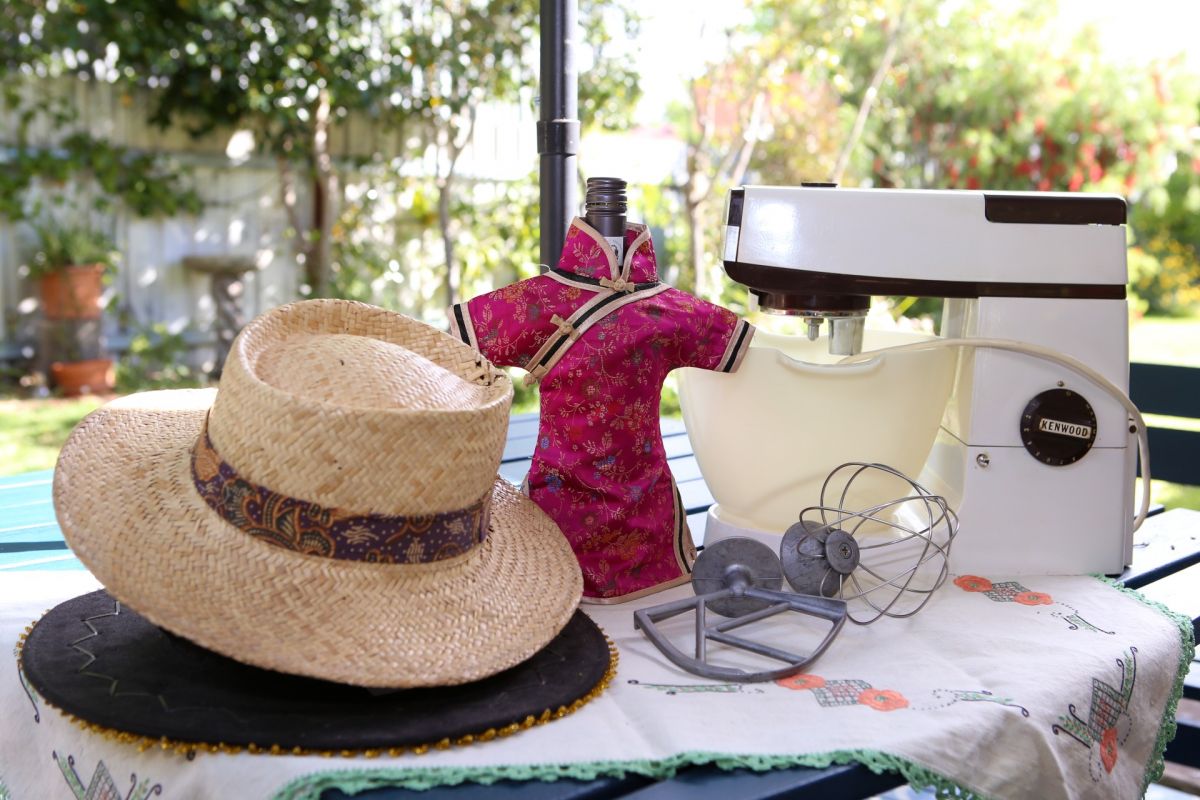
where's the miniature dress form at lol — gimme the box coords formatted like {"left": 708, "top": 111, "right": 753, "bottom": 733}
{"left": 451, "top": 218, "right": 754, "bottom": 602}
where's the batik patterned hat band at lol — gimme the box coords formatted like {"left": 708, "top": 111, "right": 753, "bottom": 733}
{"left": 191, "top": 419, "right": 491, "bottom": 564}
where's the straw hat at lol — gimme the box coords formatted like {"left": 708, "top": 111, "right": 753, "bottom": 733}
{"left": 54, "top": 299, "right": 583, "bottom": 688}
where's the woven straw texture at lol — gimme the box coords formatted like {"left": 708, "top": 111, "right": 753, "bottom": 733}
{"left": 211, "top": 300, "right": 511, "bottom": 514}
{"left": 54, "top": 300, "right": 583, "bottom": 688}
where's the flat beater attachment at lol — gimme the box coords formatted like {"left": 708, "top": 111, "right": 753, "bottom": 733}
{"left": 633, "top": 537, "right": 847, "bottom": 682}
{"left": 690, "top": 537, "right": 784, "bottom": 617}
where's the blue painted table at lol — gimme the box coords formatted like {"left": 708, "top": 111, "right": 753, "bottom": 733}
{"left": 3, "top": 412, "right": 1198, "bottom": 798}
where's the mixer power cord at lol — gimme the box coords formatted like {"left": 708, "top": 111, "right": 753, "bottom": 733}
{"left": 839, "top": 337, "right": 1152, "bottom": 532}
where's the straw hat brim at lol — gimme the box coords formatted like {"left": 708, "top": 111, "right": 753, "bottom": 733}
{"left": 55, "top": 389, "right": 583, "bottom": 688}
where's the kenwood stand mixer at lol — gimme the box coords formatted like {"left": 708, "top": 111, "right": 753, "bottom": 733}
{"left": 681, "top": 186, "right": 1149, "bottom": 577}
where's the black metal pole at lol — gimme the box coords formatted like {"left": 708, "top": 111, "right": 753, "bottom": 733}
{"left": 538, "top": 0, "right": 579, "bottom": 268}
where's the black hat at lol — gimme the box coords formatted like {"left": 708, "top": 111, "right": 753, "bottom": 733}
{"left": 19, "top": 590, "right": 614, "bottom": 755}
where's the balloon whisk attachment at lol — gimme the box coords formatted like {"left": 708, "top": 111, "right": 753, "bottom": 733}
{"left": 781, "top": 462, "right": 959, "bottom": 625}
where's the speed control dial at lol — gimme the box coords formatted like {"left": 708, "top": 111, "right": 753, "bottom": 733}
{"left": 1020, "top": 388, "right": 1098, "bottom": 467}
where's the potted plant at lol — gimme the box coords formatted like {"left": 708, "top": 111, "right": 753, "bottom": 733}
{"left": 29, "top": 223, "right": 117, "bottom": 396}
{"left": 42, "top": 328, "right": 115, "bottom": 397}
{"left": 30, "top": 223, "right": 116, "bottom": 321}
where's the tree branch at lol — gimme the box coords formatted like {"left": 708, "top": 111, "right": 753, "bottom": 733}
{"left": 832, "top": 4, "right": 909, "bottom": 184}
{"left": 729, "top": 89, "right": 766, "bottom": 188}
{"left": 438, "top": 106, "right": 477, "bottom": 307}
{"left": 312, "top": 86, "right": 337, "bottom": 296}
{"left": 276, "top": 140, "right": 313, "bottom": 288}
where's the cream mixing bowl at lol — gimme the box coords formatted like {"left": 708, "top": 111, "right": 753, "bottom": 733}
{"left": 678, "top": 328, "right": 957, "bottom": 541}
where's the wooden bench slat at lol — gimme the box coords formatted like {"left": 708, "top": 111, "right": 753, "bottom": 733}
{"left": 1122, "top": 509, "right": 1200, "bottom": 588}
{"left": 617, "top": 762, "right": 903, "bottom": 800}
{"left": 1131, "top": 363, "right": 1200, "bottom": 419}
{"left": 1144, "top": 429, "right": 1200, "bottom": 487}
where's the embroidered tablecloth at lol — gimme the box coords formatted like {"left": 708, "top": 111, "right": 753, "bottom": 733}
{"left": 0, "top": 570, "right": 1191, "bottom": 800}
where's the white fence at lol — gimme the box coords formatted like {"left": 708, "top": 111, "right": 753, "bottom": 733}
{"left": 0, "top": 78, "right": 538, "bottom": 365}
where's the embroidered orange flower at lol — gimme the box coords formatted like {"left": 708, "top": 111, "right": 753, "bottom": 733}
{"left": 1015, "top": 591, "right": 1053, "bottom": 606}
{"left": 776, "top": 673, "right": 826, "bottom": 691}
{"left": 1099, "top": 726, "right": 1118, "bottom": 773}
{"left": 953, "top": 575, "right": 992, "bottom": 592}
{"left": 858, "top": 689, "right": 909, "bottom": 712}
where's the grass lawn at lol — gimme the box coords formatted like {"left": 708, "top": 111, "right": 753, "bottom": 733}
{"left": 0, "top": 395, "right": 107, "bottom": 476}
{"left": 1129, "top": 315, "right": 1200, "bottom": 367}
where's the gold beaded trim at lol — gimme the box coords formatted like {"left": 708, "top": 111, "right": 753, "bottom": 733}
{"left": 16, "top": 621, "right": 619, "bottom": 760}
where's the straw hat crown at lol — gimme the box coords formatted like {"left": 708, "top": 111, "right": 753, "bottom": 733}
{"left": 207, "top": 300, "right": 511, "bottom": 516}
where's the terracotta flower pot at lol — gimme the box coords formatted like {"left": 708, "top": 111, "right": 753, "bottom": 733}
{"left": 39, "top": 264, "right": 106, "bottom": 320}
{"left": 50, "top": 358, "right": 114, "bottom": 397}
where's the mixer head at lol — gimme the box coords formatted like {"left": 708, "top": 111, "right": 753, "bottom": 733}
{"left": 755, "top": 296, "right": 868, "bottom": 357}
{"left": 723, "top": 186, "right": 869, "bottom": 356}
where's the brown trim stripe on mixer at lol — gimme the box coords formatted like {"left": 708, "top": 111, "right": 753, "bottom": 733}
{"left": 724, "top": 262, "right": 1127, "bottom": 301}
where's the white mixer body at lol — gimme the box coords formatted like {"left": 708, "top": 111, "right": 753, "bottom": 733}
{"left": 930, "top": 295, "right": 1136, "bottom": 575}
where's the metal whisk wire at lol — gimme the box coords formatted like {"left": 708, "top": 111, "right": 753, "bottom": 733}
{"left": 788, "top": 462, "right": 959, "bottom": 625}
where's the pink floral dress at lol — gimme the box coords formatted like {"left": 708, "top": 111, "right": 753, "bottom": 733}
{"left": 451, "top": 218, "right": 754, "bottom": 602}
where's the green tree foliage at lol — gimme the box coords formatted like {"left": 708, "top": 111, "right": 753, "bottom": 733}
{"left": 1, "top": 0, "right": 640, "bottom": 305}
{"left": 671, "top": 0, "right": 1199, "bottom": 315}
{"left": 741, "top": 0, "right": 1193, "bottom": 197}
{"left": 3, "top": 0, "right": 400, "bottom": 294}
{"left": 329, "top": 170, "right": 541, "bottom": 313}
{"left": 834, "top": 1, "right": 1192, "bottom": 197}
{"left": 399, "top": 0, "right": 640, "bottom": 307}
{"left": 3, "top": 0, "right": 397, "bottom": 145}
{"left": 667, "top": 0, "right": 890, "bottom": 299}
{"left": 325, "top": 0, "right": 639, "bottom": 313}
{"left": 578, "top": 2, "right": 642, "bottom": 132}
{"left": 0, "top": 87, "right": 202, "bottom": 223}
{"left": 1131, "top": 150, "right": 1200, "bottom": 314}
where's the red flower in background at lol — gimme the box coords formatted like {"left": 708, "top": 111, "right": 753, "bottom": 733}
{"left": 1015, "top": 591, "right": 1053, "bottom": 606}
{"left": 777, "top": 673, "right": 826, "bottom": 691}
{"left": 858, "top": 689, "right": 908, "bottom": 712}
{"left": 954, "top": 575, "right": 993, "bottom": 592}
